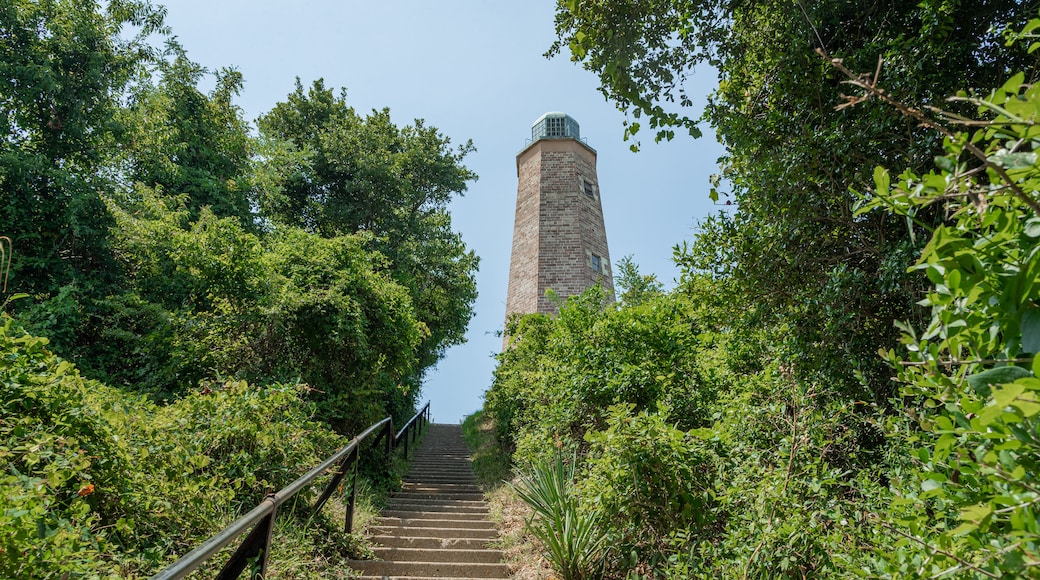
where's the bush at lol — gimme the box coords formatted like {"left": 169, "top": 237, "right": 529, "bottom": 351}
{"left": 0, "top": 316, "right": 131, "bottom": 577}
{"left": 0, "top": 316, "right": 348, "bottom": 576}
{"left": 579, "top": 404, "right": 715, "bottom": 572}
{"left": 488, "top": 285, "right": 718, "bottom": 467}
{"left": 859, "top": 52, "right": 1040, "bottom": 576}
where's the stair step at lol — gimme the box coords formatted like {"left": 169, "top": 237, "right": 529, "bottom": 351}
{"left": 369, "top": 525, "right": 499, "bottom": 540}
{"left": 401, "top": 477, "right": 478, "bottom": 483}
{"left": 376, "top": 516, "right": 496, "bottom": 530}
{"left": 381, "top": 510, "right": 490, "bottom": 521}
{"left": 404, "top": 475, "right": 478, "bottom": 482}
{"left": 406, "top": 471, "right": 477, "bottom": 478}
{"left": 370, "top": 535, "right": 494, "bottom": 550}
{"left": 406, "top": 475, "right": 474, "bottom": 479}
{"left": 391, "top": 494, "right": 486, "bottom": 505}
{"left": 400, "top": 483, "right": 483, "bottom": 493}
{"left": 385, "top": 502, "right": 488, "bottom": 514}
{"left": 388, "top": 496, "right": 486, "bottom": 506}
{"left": 372, "top": 547, "right": 505, "bottom": 563}
{"left": 350, "top": 423, "right": 509, "bottom": 578}
{"left": 391, "top": 492, "right": 485, "bottom": 501}
{"left": 347, "top": 560, "right": 511, "bottom": 578}
{"left": 404, "top": 479, "right": 479, "bottom": 486}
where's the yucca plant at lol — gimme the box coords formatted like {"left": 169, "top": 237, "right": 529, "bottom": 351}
{"left": 512, "top": 452, "right": 609, "bottom": 580}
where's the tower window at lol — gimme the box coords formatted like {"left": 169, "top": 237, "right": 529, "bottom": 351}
{"left": 591, "top": 254, "right": 602, "bottom": 273}
{"left": 582, "top": 178, "right": 595, "bottom": 198}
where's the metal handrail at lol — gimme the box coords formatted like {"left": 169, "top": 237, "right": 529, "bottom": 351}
{"left": 153, "top": 402, "right": 431, "bottom": 580}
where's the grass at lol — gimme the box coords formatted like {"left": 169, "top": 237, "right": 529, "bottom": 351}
{"left": 460, "top": 410, "right": 512, "bottom": 488}
{"left": 461, "top": 411, "right": 555, "bottom": 579}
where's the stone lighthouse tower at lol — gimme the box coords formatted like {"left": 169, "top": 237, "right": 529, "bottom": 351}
{"left": 504, "top": 112, "right": 615, "bottom": 330}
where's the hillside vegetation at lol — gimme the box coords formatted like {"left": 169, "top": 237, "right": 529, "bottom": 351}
{"left": 482, "top": 2, "right": 1040, "bottom": 578}
{"left": 1, "top": 0, "right": 476, "bottom": 576}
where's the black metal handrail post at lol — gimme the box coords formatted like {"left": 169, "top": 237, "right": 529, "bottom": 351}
{"left": 393, "top": 401, "right": 429, "bottom": 459}
{"left": 343, "top": 445, "right": 359, "bottom": 533}
{"left": 152, "top": 403, "right": 429, "bottom": 580}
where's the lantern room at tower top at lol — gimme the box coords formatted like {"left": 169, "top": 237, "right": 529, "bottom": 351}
{"left": 524, "top": 112, "right": 596, "bottom": 152}
{"left": 517, "top": 112, "right": 598, "bottom": 178}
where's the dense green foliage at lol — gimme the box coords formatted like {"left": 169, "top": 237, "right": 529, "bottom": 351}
{"left": 489, "top": 268, "right": 878, "bottom": 577}
{"left": 121, "top": 48, "right": 254, "bottom": 225}
{"left": 257, "top": 80, "right": 479, "bottom": 376}
{"left": 860, "top": 62, "right": 1040, "bottom": 576}
{"left": 553, "top": 0, "right": 1038, "bottom": 401}
{"left": 482, "top": 3, "right": 1040, "bottom": 579}
{"left": 0, "top": 0, "right": 478, "bottom": 575}
{"left": 1, "top": 0, "right": 477, "bottom": 427}
{"left": 0, "top": 0, "right": 164, "bottom": 296}
{"left": 0, "top": 316, "right": 347, "bottom": 577}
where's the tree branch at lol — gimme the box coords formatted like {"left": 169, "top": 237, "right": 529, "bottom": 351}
{"left": 817, "top": 48, "right": 1040, "bottom": 216}
{"left": 898, "top": 357, "right": 1034, "bottom": 368}
{"left": 876, "top": 520, "right": 1000, "bottom": 579}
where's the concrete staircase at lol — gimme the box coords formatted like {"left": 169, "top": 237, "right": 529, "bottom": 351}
{"left": 348, "top": 423, "right": 510, "bottom": 579}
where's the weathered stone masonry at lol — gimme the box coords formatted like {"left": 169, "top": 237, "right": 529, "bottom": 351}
{"left": 504, "top": 113, "right": 614, "bottom": 341}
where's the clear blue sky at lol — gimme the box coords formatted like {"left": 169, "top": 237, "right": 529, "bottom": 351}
{"left": 161, "top": 0, "right": 724, "bottom": 423}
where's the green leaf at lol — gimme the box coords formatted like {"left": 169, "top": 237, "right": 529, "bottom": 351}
{"left": 1022, "top": 308, "right": 1040, "bottom": 354}
{"left": 988, "top": 151, "right": 1037, "bottom": 169}
{"left": 959, "top": 503, "right": 992, "bottom": 523}
{"left": 992, "top": 382, "right": 1027, "bottom": 408}
{"left": 1001, "top": 72, "right": 1026, "bottom": 94}
{"left": 873, "top": 166, "right": 890, "bottom": 196}
{"left": 1014, "top": 397, "right": 1040, "bottom": 417}
{"left": 978, "top": 401, "right": 1007, "bottom": 426}
{"left": 933, "top": 433, "right": 956, "bottom": 462}
{"left": 921, "top": 478, "right": 942, "bottom": 492}
{"left": 934, "top": 155, "right": 956, "bottom": 173}
{"left": 966, "top": 366, "right": 1032, "bottom": 397}
{"left": 1024, "top": 218, "right": 1040, "bottom": 238}
{"left": 950, "top": 522, "right": 977, "bottom": 536}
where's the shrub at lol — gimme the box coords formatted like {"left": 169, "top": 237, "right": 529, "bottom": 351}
{"left": 513, "top": 452, "right": 608, "bottom": 580}
{"left": 858, "top": 50, "right": 1040, "bottom": 576}
{"left": 0, "top": 316, "right": 349, "bottom": 576}
{"left": 579, "top": 404, "right": 715, "bottom": 572}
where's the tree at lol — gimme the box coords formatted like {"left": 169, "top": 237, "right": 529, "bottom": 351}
{"left": 845, "top": 44, "right": 1040, "bottom": 574}
{"left": 614, "top": 255, "right": 664, "bottom": 306}
{"left": 552, "top": 0, "right": 1040, "bottom": 402}
{"left": 0, "top": 0, "right": 166, "bottom": 295}
{"left": 257, "top": 79, "right": 479, "bottom": 378}
{"left": 120, "top": 45, "right": 254, "bottom": 226}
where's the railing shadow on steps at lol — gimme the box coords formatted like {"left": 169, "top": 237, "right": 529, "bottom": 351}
{"left": 152, "top": 401, "right": 431, "bottom": 580}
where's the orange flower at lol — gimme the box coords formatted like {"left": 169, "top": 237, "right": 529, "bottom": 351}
{"left": 77, "top": 483, "right": 95, "bottom": 497}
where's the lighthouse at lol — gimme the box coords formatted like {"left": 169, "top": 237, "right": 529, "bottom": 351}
{"left": 504, "top": 112, "right": 614, "bottom": 337}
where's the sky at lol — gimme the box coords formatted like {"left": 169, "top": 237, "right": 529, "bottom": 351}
{"left": 160, "top": 0, "right": 725, "bottom": 423}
